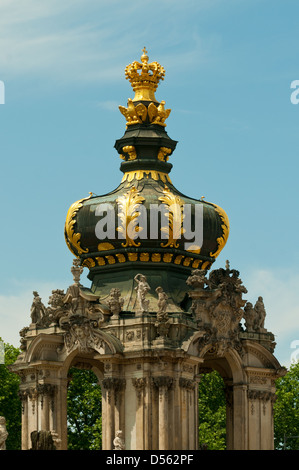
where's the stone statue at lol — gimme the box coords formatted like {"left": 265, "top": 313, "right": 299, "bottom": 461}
{"left": 155, "top": 287, "right": 170, "bottom": 337}
{"left": 134, "top": 274, "right": 150, "bottom": 314}
{"left": 113, "top": 430, "right": 125, "bottom": 450}
{"left": 244, "top": 297, "right": 267, "bottom": 333}
{"left": 30, "top": 291, "right": 46, "bottom": 325}
{"left": 243, "top": 302, "right": 256, "bottom": 331}
{"left": 254, "top": 296, "right": 267, "bottom": 332}
{"left": 155, "top": 286, "right": 168, "bottom": 314}
{"left": 0, "top": 417, "right": 8, "bottom": 450}
{"left": 108, "top": 288, "right": 124, "bottom": 318}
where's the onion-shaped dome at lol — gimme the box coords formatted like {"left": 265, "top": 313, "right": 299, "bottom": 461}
{"left": 64, "top": 49, "right": 229, "bottom": 309}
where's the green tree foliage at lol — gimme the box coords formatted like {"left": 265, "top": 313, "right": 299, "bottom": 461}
{"left": 274, "top": 362, "right": 299, "bottom": 450}
{"left": 67, "top": 367, "right": 102, "bottom": 450}
{"left": 0, "top": 338, "right": 22, "bottom": 450}
{"left": 198, "top": 370, "right": 226, "bottom": 450}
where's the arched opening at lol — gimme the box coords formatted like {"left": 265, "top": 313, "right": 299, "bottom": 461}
{"left": 67, "top": 365, "right": 102, "bottom": 450}
{"left": 198, "top": 369, "right": 227, "bottom": 450}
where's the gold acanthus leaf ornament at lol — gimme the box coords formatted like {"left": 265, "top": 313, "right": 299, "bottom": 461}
{"left": 65, "top": 194, "right": 92, "bottom": 256}
{"left": 158, "top": 186, "right": 185, "bottom": 248}
{"left": 116, "top": 187, "right": 145, "bottom": 248}
{"left": 210, "top": 203, "right": 230, "bottom": 258}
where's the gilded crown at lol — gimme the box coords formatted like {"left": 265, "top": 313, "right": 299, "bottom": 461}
{"left": 124, "top": 48, "right": 165, "bottom": 102}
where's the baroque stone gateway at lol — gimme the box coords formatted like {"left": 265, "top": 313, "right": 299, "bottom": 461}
{"left": 11, "top": 49, "right": 285, "bottom": 450}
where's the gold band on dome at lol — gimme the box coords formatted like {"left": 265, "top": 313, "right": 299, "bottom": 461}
{"left": 121, "top": 170, "right": 172, "bottom": 184}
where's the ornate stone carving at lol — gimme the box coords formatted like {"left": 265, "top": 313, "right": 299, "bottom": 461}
{"left": 187, "top": 261, "right": 247, "bottom": 357}
{"left": 134, "top": 274, "right": 150, "bottom": 314}
{"left": 61, "top": 315, "right": 111, "bottom": 355}
{"left": 0, "top": 417, "right": 8, "bottom": 450}
{"left": 113, "top": 430, "right": 125, "bottom": 450}
{"left": 71, "top": 258, "right": 84, "bottom": 285}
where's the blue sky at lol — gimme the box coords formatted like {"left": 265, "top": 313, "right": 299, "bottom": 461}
{"left": 0, "top": 0, "right": 298, "bottom": 367}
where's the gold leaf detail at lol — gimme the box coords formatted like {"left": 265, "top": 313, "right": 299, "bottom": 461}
{"left": 174, "top": 255, "right": 184, "bottom": 265}
{"left": 151, "top": 253, "right": 161, "bottom": 262}
{"left": 116, "top": 187, "right": 145, "bottom": 248}
{"left": 128, "top": 253, "right": 138, "bottom": 261}
{"left": 98, "top": 242, "right": 115, "bottom": 251}
{"left": 105, "top": 255, "right": 116, "bottom": 264}
{"left": 96, "top": 257, "right": 106, "bottom": 266}
{"left": 122, "top": 146, "right": 137, "bottom": 161}
{"left": 159, "top": 186, "right": 185, "bottom": 248}
{"left": 192, "top": 260, "right": 201, "bottom": 269}
{"left": 82, "top": 258, "right": 96, "bottom": 269}
{"left": 163, "top": 253, "right": 173, "bottom": 263}
{"left": 116, "top": 254, "right": 126, "bottom": 263}
{"left": 65, "top": 195, "right": 91, "bottom": 256}
{"left": 140, "top": 253, "right": 150, "bottom": 262}
{"left": 148, "top": 101, "right": 171, "bottom": 127}
{"left": 157, "top": 147, "right": 172, "bottom": 162}
{"left": 202, "top": 261, "right": 212, "bottom": 270}
{"left": 210, "top": 203, "right": 230, "bottom": 258}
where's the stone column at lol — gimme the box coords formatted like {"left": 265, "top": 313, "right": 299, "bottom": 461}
{"left": 247, "top": 390, "right": 276, "bottom": 450}
{"left": 233, "top": 384, "right": 248, "bottom": 450}
{"left": 132, "top": 378, "right": 147, "bottom": 449}
{"left": 19, "top": 390, "right": 29, "bottom": 450}
{"left": 102, "top": 378, "right": 126, "bottom": 450}
{"left": 54, "top": 377, "right": 68, "bottom": 450}
{"left": 179, "top": 378, "right": 197, "bottom": 450}
{"left": 153, "top": 377, "right": 173, "bottom": 450}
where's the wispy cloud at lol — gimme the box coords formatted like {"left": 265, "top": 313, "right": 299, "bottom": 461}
{"left": 0, "top": 0, "right": 222, "bottom": 85}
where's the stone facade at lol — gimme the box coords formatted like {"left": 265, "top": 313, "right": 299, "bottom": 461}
{"left": 11, "top": 259, "right": 286, "bottom": 450}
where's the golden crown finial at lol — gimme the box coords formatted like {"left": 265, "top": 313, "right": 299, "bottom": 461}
{"left": 124, "top": 48, "right": 165, "bottom": 102}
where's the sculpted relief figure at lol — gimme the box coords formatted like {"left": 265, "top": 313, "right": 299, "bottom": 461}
{"left": 0, "top": 417, "right": 8, "bottom": 450}
{"left": 134, "top": 274, "right": 150, "bottom": 314}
